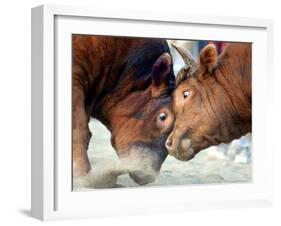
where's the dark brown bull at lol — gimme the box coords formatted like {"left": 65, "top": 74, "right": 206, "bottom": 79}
{"left": 72, "top": 35, "right": 175, "bottom": 184}
{"left": 165, "top": 43, "right": 251, "bottom": 161}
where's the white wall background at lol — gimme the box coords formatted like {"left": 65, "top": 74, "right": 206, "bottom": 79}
{"left": 0, "top": 0, "right": 280, "bottom": 225}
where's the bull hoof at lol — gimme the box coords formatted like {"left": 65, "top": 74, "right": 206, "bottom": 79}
{"left": 73, "top": 170, "right": 119, "bottom": 189}
{"left": 73, "top": 161, "right": 91, "bottom": 177}
{"left": 73, "top": 160, "right": 130, "bottom": 189}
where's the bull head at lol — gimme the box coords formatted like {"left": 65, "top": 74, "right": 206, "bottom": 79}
{"left": 166, "top": 44, "right": 221, "bottom": 160}
{"left": 110, "top": 52, "right": 175, "bottom": 185}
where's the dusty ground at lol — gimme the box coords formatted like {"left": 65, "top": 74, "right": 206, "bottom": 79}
{"left": 73, "top": 119, "right": 251, "bottom": 190}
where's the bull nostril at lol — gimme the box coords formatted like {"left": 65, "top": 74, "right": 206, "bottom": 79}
{"left": 165, "top": 138, "right": 173, "bottom": 149}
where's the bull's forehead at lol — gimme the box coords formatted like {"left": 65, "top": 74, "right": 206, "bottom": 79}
{"left": 147, "top": 96, "right": 173, "bottom": 116}
{"left": 133, "top": 96, "right": 172, "bottom": 120}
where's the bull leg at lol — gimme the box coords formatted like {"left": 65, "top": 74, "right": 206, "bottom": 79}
{"left": 72, "top": 87, "right": 91, "bottom": 177}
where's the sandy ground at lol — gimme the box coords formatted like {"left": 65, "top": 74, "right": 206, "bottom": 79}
{"left": 73, "top": 119, "right": 251, "bottom": 190}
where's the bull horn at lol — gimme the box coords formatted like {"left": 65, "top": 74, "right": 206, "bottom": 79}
{"left": 171, "top": 43, "right": 196, "bottom": 86}
{"left": 171, "top": 43, "right": 196, "bottom": 69}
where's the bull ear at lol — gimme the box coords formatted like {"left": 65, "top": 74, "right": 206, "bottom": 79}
{"left": 199, "top": 44, "right": 218, "bottom": 80}
{"left": 151, "top": 53, "right": 172, "bottom": 98}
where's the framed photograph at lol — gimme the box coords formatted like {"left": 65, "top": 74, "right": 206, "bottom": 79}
{"left": 31, "top": 4, "right": 274, "bottom": 221}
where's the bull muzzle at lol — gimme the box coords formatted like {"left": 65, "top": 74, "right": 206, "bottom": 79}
{"left": 120, "top": 144, "right": 166, "bottom": 185}
{"left": 165, "top": 131, "right": 195, "bottom": 161}
{"left": 129, "top": 170, "right": 159, "bottom": 185}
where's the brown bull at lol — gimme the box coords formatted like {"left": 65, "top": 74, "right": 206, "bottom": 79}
{"left": 165, "top": 43, "right": 251, "bottom": 161}
{"left": 72, "top": 35, "right": 175, "bottom": 184}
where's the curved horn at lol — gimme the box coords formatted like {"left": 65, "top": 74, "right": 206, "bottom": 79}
{"left": 172, "top": 43, "right": 196, "bottom": 86}
{"left": 171, "top": 43, "right": 196, "bottom": 68}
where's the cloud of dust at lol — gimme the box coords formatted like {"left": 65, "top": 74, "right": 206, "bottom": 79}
{"left": 73, "top": 146, "right": 159, "bottom": 189}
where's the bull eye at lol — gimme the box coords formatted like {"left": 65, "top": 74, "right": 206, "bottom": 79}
{"left": 159, "top": 112, "right": 167, "bottom": 121}
{"left": 183, "top": 90, "right": 190, "bottom": 99}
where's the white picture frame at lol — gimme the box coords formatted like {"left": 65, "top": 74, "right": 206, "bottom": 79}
{"left": 31, "top": 4, "right": 274, "bottom": 221}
